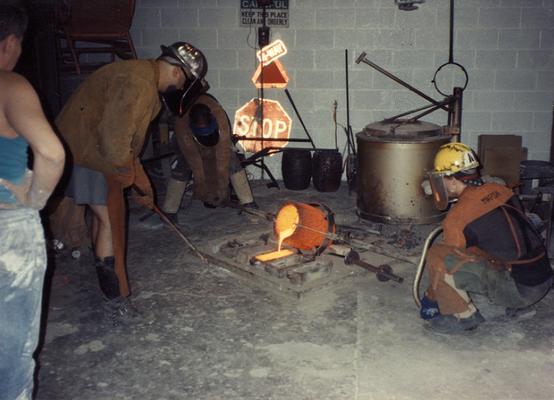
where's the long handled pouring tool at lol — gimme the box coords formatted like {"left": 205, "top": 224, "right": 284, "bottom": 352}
{"left": 292, "top": 222, "right": 404, "bottom": 283}
{"left": 344, "top": 249, "right": 403, "bottom": 283}
{"left": 153, "top": 205, "right": 208, "bottom": 264}
{"left": 132, "top": 185, "right": 208, "bottom": 263}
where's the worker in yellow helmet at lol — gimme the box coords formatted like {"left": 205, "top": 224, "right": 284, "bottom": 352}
{"left": 421, "top": 142, "right": 553, "bottom": 334}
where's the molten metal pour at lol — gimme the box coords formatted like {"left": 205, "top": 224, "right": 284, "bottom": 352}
{"left": 252, "top": 202, "right": 403, "bottom": 284}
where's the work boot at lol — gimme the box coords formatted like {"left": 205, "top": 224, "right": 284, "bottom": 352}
{"left": 95, "top": 256, "right": 120, "bottom": 300}
{"left": 425, "top": 311, "right": 485, "bottom": 334}
{"left": 419, "top": 295, "right": 440, "bottom": 320}
{"left": 242, "top": 201, "right": 259, "bottom": 209}
{"left": 103, "top": 296, "right": 141, "bottom": 327}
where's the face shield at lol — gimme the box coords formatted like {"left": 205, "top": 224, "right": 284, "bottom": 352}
{"left": 427, "top": 171, "right": 450, "bottom": 211}
{"left": 161, "top": 78, "right": 209, "bottom": 117}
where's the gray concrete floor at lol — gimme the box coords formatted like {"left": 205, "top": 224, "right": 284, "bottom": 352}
{"left": 36, "top": 181, "right": 554, "bottom": 400}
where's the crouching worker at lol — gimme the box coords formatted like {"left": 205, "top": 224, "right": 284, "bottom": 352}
{"left": 421, "top": 142, "right": 553, "bottom": 334}
{"left": 161, "top": 93, "right": 257, "bottom": 220}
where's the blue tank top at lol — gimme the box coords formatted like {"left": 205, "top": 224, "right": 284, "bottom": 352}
{"left": 0, "top": 135, "right": 29, "bottom": 203}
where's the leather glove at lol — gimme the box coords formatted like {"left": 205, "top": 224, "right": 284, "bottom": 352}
{"left": 130, "top": 161, "right": 156, "bottom": 210}
{"left": 130, "top": 191, "right": 155, "bottom": 210}
{"left": 111, "top": 162, "right": 135, "bottom": 188}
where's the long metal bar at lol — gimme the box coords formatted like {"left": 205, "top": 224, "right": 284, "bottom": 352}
{"left": 451, "top": 87, "right": 463, "bottom": 139}
{"left": 258, "top": 6, "right": 268, "bottom": 180}
{"left": 345, "top": 49, "right": 351, "bottom": 134}
{"left": 449, "top": 0, "right": 454, "bottom": 63}
{"left": 345, "top": 49, "right": 355, "bottom": 154}
{"left": 132, "top": 184, "right": 208, "bottom": 263}
{"left": 284, "top": 88, "right": 317, "bottom": 149}
{"left": 154, "top": 205, "right": 209, "bottom": 264}
{"left": 344, "top": 250, "right": 404, "bottom": 283}
{"left": 355, "top": 52, "right": 449, "bottom": 112}
{"left": 235, "top": 136, "right": 312, "bottom": 142}
{"left": 384, "top": 99, "right": 449, "bottom": 122}
{"left": 406, "top": 103, "right": 447, "bottom": 123}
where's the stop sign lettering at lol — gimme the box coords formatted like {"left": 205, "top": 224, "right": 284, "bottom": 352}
{"left": 233, "top": 98, "right": 292, "bottom": 153}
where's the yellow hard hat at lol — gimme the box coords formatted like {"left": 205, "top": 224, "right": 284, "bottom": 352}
{"left": 433, "top": 142, "right": 480, "bottom": 175}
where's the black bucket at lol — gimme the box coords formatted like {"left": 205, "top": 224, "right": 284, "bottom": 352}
{"left": 312, "top": 149, "right": 343, "bottom": 192}
{"left": 282, "top": 149, "right": 312, "bottom": 190}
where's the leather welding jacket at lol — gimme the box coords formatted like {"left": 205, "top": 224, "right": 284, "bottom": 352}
{"left": 174, "top": 93, "right": 232, "bottom": 204}
{"left": 56, "top": 60, "right": 162, "bottom": 175}
{"left": 442, "top": 183, "right": 553, "bottom": 286}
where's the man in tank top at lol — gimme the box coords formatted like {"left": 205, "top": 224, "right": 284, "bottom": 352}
{"left": 0, "top": 4, "right": 65, "bottom": 399}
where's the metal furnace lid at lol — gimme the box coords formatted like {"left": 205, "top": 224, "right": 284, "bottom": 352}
{"left": 357, "top": 120, "right": 448, "bottom": 142}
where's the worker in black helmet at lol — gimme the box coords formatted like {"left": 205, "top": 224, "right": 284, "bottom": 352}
{"left": 53, "top": 42, "right": 208, "bottom": 319}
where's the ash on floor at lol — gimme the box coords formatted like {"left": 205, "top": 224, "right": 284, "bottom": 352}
{"left": 36, "top": 181, "right": 554, "bottom": 400}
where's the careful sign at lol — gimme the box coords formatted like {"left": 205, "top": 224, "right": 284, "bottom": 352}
{"left": 233, "top": 98, "right": 292, "bottom": 153}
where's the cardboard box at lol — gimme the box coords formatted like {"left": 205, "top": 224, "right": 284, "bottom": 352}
{"left": 478, "top": 134, "right": 523, "bottom": 187}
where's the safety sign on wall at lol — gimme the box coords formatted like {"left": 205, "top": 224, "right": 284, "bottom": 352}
{"left": 239, "top": 0, "right": 289, "bottom": 27}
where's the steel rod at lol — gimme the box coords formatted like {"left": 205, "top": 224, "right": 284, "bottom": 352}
{"left": 405, "top": 103, "right": 446, "bottom": 123}
{"left": 339, "top": 249, "right": 403, "bottom": 283}
{"left": 345, "top": 49, "right": 354, "bottom": 154}
{"left": 284, "top": 88, "right": 316, "bottom": 149}
{"left": 235, "top": 136, "right": 313, "bottom": 142}
{"left": 449, "top": 0, "right": 454, "bottom": 63}
{"left": 356, "top": 52, "right": 449, "bottom": 112}
{"left": 384, "top": 99, "right": 449, "bottom": 122}
{"left": 154, "top": 205, "right": 209, "bottom": 264}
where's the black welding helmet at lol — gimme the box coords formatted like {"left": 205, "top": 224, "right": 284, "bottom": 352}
{"left": 189, "top": 103, "right": 219, "bottom": 147}
{"left": 159, "top": 42, "right": 209, "bottom": 116}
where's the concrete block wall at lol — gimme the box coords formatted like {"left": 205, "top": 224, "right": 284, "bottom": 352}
{"left": 131, "top": 0, "right": 554, "bottom": 177}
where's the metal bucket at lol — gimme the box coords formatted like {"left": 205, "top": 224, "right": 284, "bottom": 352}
{"left": 356, "top": 120, "right": 451, "bottom": 224}
{"left": 274, "top": 202, "right": 335, "bottom": 253}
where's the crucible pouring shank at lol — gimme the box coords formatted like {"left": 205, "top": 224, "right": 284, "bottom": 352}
{"left": 344, "top": 250, "right": 403, "bottom": 283}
